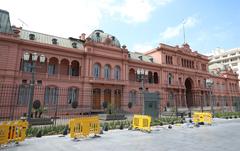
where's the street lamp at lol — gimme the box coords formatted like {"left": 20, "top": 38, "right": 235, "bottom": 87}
{"left": 206, "top": 79, "right": 214, "bottom": 115}
{"left": 137, "top": 68, "right": 148, "bottom": 115}
{"left": 23, "top": 52, "right": 45, "bottom": 121}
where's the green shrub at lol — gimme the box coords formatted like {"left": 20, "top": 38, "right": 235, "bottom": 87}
{"left": 27, "top": 125, "right": 67, "bottom": 137}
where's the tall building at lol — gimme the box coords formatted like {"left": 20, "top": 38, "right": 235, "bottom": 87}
{"left": 0, "top": 9, "right": 239, "bottom": 119}
{"left": 209, "top": 47, "right": 240, "bottom": 79}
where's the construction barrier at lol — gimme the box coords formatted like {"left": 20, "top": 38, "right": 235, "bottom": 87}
{"left": 69, "top": 116, "right": 100, "bottom": 139}
{"left": 0, "top": 122, "right": 8, "bottom": 145}
{"left": 193, "top": 112, "right": 212, "bottom": 125}
{"left": 132, "top": 114, "right": 151, "bottom": 132}
{"left": 0, "top": 120, "right": 28, "bottom": 145}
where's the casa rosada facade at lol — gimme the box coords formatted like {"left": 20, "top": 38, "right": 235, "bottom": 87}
{"left": 0, "top": 10, "right": 240, "bottom": 118}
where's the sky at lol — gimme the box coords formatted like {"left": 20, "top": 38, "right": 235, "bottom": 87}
{"left": 1, "top": 0, "right": 240, "bottom": 55}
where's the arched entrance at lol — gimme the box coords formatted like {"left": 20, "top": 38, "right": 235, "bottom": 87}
{"left": 185, "top": 78, "right": 193, "bottom": 108}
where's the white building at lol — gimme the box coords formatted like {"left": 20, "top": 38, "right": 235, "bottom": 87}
{"left": 209, "top": 48, "right": 240, "bottom": 79}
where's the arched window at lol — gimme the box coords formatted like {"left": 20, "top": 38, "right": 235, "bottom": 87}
{"left": 48, "top": 57, "right": 58, "bottom": 75}
{"left": 148, "top": 71, "right": 153, "bottom": 83}
{"left": 129, "top": 90, "right": 137, "bottom": 104}
{"left": 154, "top": 72, "right": 159, "bottom": 84}
{"left": 44, "top": 86, "right": 58, "bottom": 105}
{"left": 114, "top": 65, "right": 121, "bottom": 80}
{"left": 168, "top": 73, "right": 173, "bottom": 85}
{"left": 60, "top": 59, "right": 69, "bottom": 75}
{"left": 68, "top": 87, "right": 79, "bottom": 104}
{"left": 93, "top": 63, "right": 100, "bottom": 79}
{"left": 129, "top": 68, "right": 136, "bottom": 81}
{"left": 70, "top": 60, "right": 79, "bottom": 76}
{"left": 104, "top": 64, "right": 111, "bottom": 80}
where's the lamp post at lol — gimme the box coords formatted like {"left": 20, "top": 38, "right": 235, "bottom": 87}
{"left": 206, "top": 79, "right": 214, "bottom": 115}
{"left": 23, "top": 52, "right": 45, "bottom": 122}
{"left": 137, "top": 68, "right": 148, "bottom": 115}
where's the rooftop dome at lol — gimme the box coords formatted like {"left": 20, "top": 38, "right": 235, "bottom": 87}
{"left": 88, "top": 30, "right": 121, "bottom": 48}
{"left": 0, "top": 9, "right": 13, "bottom": 34}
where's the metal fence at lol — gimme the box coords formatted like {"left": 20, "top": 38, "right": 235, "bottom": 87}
{"left": 0, "top": 84, "right": 240, "bottom": 124}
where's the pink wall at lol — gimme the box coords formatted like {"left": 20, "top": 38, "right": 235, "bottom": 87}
{"left": 0, "top": 30, "right": 240, "bottom": 116}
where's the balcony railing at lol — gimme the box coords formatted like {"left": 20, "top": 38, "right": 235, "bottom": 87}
{"left": 19, "top": 71, "right": 81, "bottom": 81}
{"left": 89, "top": 77, "right": 126, "bottom": 85}
{"left": 163, "top": 80, "right": 184, "bottom": 88}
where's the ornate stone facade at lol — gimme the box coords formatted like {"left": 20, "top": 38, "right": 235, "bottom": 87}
{"left": 0, "top": 10, "right": 239, "bottom": 117}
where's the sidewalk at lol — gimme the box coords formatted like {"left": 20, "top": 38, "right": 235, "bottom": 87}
{"left": 2, "top": 118, "right": 240, "bottom": 151}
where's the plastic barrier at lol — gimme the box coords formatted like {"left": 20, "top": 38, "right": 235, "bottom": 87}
{"left": 132, "top": 115, "right": 151, "bottom": 132}
{"left": 69, "top": 116, "right": 100, "bottom": 139}
{"left": 193, "top": 112, "right": 212, "bottom": 125}
{"left": 0, "top": 122, "right": 9, "bottom": 145}
{"left": 0, "top": 120, "right": 28, "bottom": 145}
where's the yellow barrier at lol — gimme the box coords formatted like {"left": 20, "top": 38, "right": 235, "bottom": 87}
{"left": 0, "top": 120, "right": 28, "bottom": 145}
{"left": 132, "top": 115, "right": 151, "bottom": 132}
{"left": 69, "top": 116, "right": 100, "bottom": 139}
{"left": 193, "top": 112, "right": 212, "bottom": 125}
{"left": 0, "top": 122, "right": 9, "bottom": 145}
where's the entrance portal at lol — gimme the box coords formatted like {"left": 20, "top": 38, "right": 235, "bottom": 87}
{"left": 185, "top": 78, "right": 193, "bottom": 108}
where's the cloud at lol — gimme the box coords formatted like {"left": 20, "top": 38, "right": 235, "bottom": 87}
{"left": 1, "top": 0, "right": 172, "bottom": 38}
{"left": 105, "top": 0, "right": 172, "bottom": 23}
{"left": 1, "top": 0, "right": 108, "bottom": 38}
{"left": 132, "top": 42, "right": 155, "bottom": 52}
{"left": 160, "top": 16, "right": 198, "bottom": 40}
{"left": 115, "top": 0, "right": 155, "bottom": 23}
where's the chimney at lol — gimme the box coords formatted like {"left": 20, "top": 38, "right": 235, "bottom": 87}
{"left": 80, "top": 33, "right": 86, "bottom": 41}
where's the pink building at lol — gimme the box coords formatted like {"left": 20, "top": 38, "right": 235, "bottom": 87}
{"left": 0, "top": 10, "right": 239, "bottom": 119}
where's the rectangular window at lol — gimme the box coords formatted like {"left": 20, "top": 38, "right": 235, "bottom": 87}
{"left": 68, "top": 88, "right": 78, "bottom": 104}
{"left": 201, "top": 64, "right": 206, "bottom": 71}
{"left": 44, "top": 87, "right": 58, "bottom": 105}
{"left": 129, "top": 91, "right": 137, "bottom": 105}
{"left": 23, "top": 61, "right": 32, "bottom": 72}
{"left": 230, "top": 58, "right": 237, "bottom": 62}
{"left": 17, "top": 85, "right": 30, "bottom": 105}
{"left": 70, "top": 67, "right": 79, "bottom": 76}
{"left": 166, "top": 55, "right": 173, "bottom": 65}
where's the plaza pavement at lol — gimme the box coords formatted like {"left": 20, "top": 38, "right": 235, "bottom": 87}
{"left": 2, "top": 118, "right": 240, "bottom": 151}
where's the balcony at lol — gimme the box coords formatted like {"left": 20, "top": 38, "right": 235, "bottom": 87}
{"left": 128, "top": 81, "right": 160, "bottom": 89}
{"left": 89, "top": 77, "right": 126, "bottom": 85}
{"left": 19, "top": 71, "right": 81, "bottom": 81}
{"left": 163, "top": 80, "right": 184, "bottom": 89}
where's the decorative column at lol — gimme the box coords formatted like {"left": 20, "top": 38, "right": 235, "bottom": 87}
{"left": 101, "top": 89, "right": 104, "bottom": 110}
{"left": 111, "top": 88, "right": 115, "bottom": 107}
{"left": 46, "top": 59, "right": 49, "bottom": 79}
{"left": 68, "top": 61, "right": 71, "bottom": 80}
{"left": 57, "top": 58, "right": 60, "bottom": 80}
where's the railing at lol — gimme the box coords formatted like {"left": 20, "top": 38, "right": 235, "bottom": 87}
{"left": 19, "top": 71, "right": 81, "bottom": 81}
{"left": 163, "top": 80, "right": 184, "bottom": 88}
{"left": 89, "top": 77, "right": 126, "bottom": 85}
{"left": 0, "top": 83, "right": 240, "bottom": 124}
{"left": 128, "top": 81, "right": 160, "bottom": 89}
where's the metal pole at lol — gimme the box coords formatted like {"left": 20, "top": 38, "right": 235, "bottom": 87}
{"left": 210, "top": 89, "right": 214, "bottom": 115}
{"left": 27, "top": 62, "right": 35, "bottom": 122}
{"left": 201, "top": 94, "right": 203, "bottom": 112}
{"left": 141, "top": 74, "right": 145, "bottom": 115}
{"left": 175, "top": 94, "right": 178, "bottom": 116}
